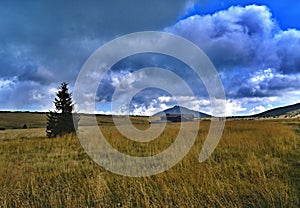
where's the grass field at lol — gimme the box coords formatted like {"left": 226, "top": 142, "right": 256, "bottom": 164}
{"left": 0, "top": 112, "right": 149, "bottom": 130}
{"left": 0, "top": 116, "right": 299, "bottom": 207}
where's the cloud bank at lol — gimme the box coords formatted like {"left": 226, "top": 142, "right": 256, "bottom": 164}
{"left": 94, "top": 5, "right": 300, "bottom": 116}
{"left": 164, "top": 5, "right": 300, "bottom": 115}
{"left": 0, "top": 3, "right": 299, "bottom": 115}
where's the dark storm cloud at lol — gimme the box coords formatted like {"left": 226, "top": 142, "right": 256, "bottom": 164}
{"left": 276, "top": 30, "right": 300, "bottom": 74}
{"left": 0, "top": 0, "right": 192, "bottom": 78}
{"left": 268, "top": 75, "right": 300, "bottom": 91}
{"left": 228, "top": 68, "right": 300, "bottom": 99}
{"left": 0, "top": 0, "right": 193, "bottom": 110}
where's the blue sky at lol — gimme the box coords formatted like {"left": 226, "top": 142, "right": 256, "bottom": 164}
{"left": 0, "top": 0, "right": 299, "bottom": 116}
{"left": 181, "top": 0, "right": 300, "bottom": 30}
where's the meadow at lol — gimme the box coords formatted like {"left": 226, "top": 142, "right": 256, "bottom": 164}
{"left": 0, "top": 113, "right": 299, "bottom": 207}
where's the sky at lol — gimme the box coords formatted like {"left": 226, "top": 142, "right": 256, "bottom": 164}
{"left": 0, "top": 0, "right": 299, "bottom": 116}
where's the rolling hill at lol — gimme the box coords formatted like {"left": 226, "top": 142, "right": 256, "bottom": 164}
{"left": 253, "top": 103, "right": 300, "bottom": 118}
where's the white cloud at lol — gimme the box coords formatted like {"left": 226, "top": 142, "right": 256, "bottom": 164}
{"left": 0, "top": 77, "right": 17, "bottom": 89}
{"left": 250, "top": 68, "right": 274, "bottom": 84}
{"left": 224, "top": 100, "right": 247, "bottom": 116}
{"left": 249, "top": 105, "right": 268, "bottom": 114}
{"left": 165, "top": 5, "right": 300, "bottom": 75}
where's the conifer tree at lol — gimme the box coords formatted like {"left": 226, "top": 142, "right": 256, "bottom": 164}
{"left": 46, "top": 82, "right": 79, "bottom": 138}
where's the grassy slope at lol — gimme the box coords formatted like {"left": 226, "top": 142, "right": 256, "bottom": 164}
{"left": 0, "top": 119, "right": 299, "bottom": 207}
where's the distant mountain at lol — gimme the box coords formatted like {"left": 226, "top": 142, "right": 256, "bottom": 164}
{"left": 153, "top": 105, "right": 211, "bottom": 118}
{"left": 252, "top": 103, "right": 300, "bottom": 118}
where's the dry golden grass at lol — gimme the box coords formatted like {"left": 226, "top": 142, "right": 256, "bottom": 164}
{"left": 0, "top": 119, "right": 299, "bottom": 207}
{"left": 0, "top": 128, "right": 46, "bottom": 140}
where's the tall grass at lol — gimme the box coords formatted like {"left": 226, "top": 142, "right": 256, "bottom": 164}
{"left": 0, "top": 119, "right": 299, "bottom": 207}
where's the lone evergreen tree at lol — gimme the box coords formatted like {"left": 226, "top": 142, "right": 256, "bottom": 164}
{"left": 46, "top": 82, "right": 80, "bottom": 138}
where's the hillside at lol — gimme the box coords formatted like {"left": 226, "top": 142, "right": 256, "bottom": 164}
{"left": 253, "top": 103, "right": 300, "bottom": 118}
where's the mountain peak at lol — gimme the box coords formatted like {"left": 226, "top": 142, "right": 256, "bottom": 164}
{"left": 153, "top": 105, "right": 211, "bottom": 118}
